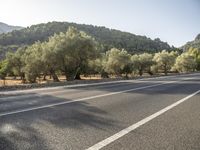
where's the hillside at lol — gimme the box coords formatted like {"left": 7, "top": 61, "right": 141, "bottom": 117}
{"left": 182, "top": 34, "right": 200, "bottom": 51}
{"left": 0, "top": 22, "right": 172, "bottom": 56}
{"left": 0, "top": 22, "right": 23, "bottom": 34}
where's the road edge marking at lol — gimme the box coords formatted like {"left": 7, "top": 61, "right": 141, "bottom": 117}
{"left": 86, "top": 89, "right": 200, "bottom": 150}
{"left": 0, "top": 81, "right": 176, "bottom": 117}
{"left": 1, "top": 72, "right": 199, "bottom": 95}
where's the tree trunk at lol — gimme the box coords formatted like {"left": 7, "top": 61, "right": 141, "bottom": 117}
{"left": 101, "top": 71, "right": 109, "bottom": 78}
{"left": 65, "top": 67, "right": 80, "bottom": 81}
{"left": 52, "top": 73, "right": 59, "bottom": 82}
{"left": 20, "top": 73, "right": 25, "bottom": 80}
{"left": 43, "top": 74, "right": 47, "bottom": 81}
{"left": 125, "top": 73, "right": 129, "bottom": 79}
{"left": 50, "top": 69, "right": 59, "bottom": 82}
{"left": 65, "top": 72, "right": 76, "bottom": 81}
{"left": 75, "top": 72, "right": 81, "bottom": 80}
{"left": 139, "top": 69, "right": 143, "bottom": 76}
{"left": 21, "top": 73, "right": 26, "bottom": 83}
{"left": 164, "top": 64, "right": 167, "bottom": 75}
{"left": 64, "top": 71, "right": 75, "bottom": 81}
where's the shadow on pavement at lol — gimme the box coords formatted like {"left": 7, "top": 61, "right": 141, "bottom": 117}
{"left": 0, "top": 95, "right": 118, "bottom": 150}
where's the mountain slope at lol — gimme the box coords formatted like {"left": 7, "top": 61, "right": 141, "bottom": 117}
{"left": 0, "top": 21, "right": 171, "bottom": 54}
{"left": 0, "top": 22, "right": 23, "bottom": 34}
{"left": 182, "top": 34, "right": 200, "bottom": 51}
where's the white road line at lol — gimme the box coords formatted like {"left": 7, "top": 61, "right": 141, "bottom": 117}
{"left": 86, "top": 89, "right": 200, "bottom": 150}
{"left": 0, "top": 80, "right": 124, "bottom": 95}
{"left": 0, "top": 82, "right": 129, "bottom": 101}
{"left": 0, "top": 76, "right": 197, "bottom": 101}
{"left": 0, "top": 81, "right": 175, "bottom": 102}
{"left": 0, "top": 81, "right": 176, "bottom": 117}
{"left": 1, "top": 72, "right": 199, "bottom": 95}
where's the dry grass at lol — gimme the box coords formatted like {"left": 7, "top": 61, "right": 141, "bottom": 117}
{"left": 0, "top": 79, "right": 22, "bottom": 86}
{"left": 0, "top": 73, "right": 164, "bottom": 87}
{"left": 0, "top": 75, "right": 103, "bottom": 86}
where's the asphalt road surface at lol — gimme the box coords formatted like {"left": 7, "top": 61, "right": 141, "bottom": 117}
{"left": 0, "top": 73, "right": 200, "bottom": 150}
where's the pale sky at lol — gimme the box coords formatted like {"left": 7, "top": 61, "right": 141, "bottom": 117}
{"left": 0, "top": 0, "right": 200, "bottom": 47}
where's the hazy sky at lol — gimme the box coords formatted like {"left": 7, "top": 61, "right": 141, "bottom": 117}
{"left": 0, "top": 0, "right": 200, "bottom": 47}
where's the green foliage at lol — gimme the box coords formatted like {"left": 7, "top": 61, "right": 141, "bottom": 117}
{"left": 131, "top": 53, "right": 154, "bottom": 76}
{"left": 153, "top": 50, "right": 177, "bottom": 75}
{"left": 180, "top": 33, "right": 200, "bottom": 71}
{"left": 182, "top": 34, "right": 200, "bottom": 51}
{"left": 1, "top": 26, "right": 199, "bottom": 83}
{"left": 173, "top": 53, "right": 196, "bottom": 72}
{"left": 4, "top": 27, "right": 99, "bottom": 82}
{"left": 85, "top": 58, "right": 103, "bottom": 76}
{"left": 23, "top": 42, "right": 45, "bottom": 83}
{"left": 187, "top": 47, "right": 200, "bottom": 70}
{"left": 85, "top": 54, "right": 110, "bottom": 78}
{"left": 6, "top": 47, "right": 26, "bottom": 79}
{"left": 0, "top": 45, "right": 21, "bottom": 60}
{"left": 104, "top": 48, "right": 131, "bottom": 76}
{"left": 0, "top": 21, "right": 172, "bottom": 57}
{"left": 48, "top": 26, "right": 99, "bottom": 80}
{"left": 0, "top": 59, "right": 9, "bottom": 79}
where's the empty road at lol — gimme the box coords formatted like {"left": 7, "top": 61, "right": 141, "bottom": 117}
{"left": 0, "top": 73, "right": 200, "bottom": 150}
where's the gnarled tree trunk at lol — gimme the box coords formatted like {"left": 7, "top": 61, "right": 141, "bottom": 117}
{"left": 50, "top": 69, "right": 59, "bottom": 82}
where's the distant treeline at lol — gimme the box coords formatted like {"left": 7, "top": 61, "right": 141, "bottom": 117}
{"left": 0, "top": 21, "right": 174, "bottom": 59}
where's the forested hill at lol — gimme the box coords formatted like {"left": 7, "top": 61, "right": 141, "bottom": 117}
{"left": 0, "top": 22, "right": 23, "bottom": 34}
{"left": 0, "top": 21, "right": 172, "bottom": 54}
{"left": 182, "top": 34, "right": 200, "bottom": 51}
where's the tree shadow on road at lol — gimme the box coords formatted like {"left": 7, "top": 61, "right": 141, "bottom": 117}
{"left": 63, "top": 79, "right": 200, "bottom": 95}
{"left": 0, "top": 77, "right": 199, "bottom": 149}
{"left": 0, "top": 95, "right": 119, "bottom": 150}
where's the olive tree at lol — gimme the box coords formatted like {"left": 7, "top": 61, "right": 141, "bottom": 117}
{"left": 50, "top": 27, "right": 98, "bottom": 81}
{"left": 0, "top": 59, "right": 9, "bottom": 80}
{"left": 23, "top": 42, "right": 45, "bottom": 83}
{"left": 104, "top": 48, "right": 132, "bottom": 77}
{"left": 6, "top": 47, "right": 26, "bottom": 81}
{"left": 173, "top": 53, "right": 196, "bottom": 72}
{"left": 131, "top": 53, "right": 154, "bottom": 76}
{"left": 41, "top": 40, "right": 60, "bottom": 82}
{"left": 153, "top": 50, "right": 177, "bottom": 75}
{"left": 187, "top": 47, "right": 200, "bottom": 70}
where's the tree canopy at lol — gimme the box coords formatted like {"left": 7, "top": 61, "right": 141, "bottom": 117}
{"left": 173, "top": 53, "right": 196, "bottom": 73}
{"left": 0, "top": 27, "right": 199, "bottom": 83}
{"left": 103, "top": 48, "right": 132, "bottom": 76}
{"left": 153, "top": 50, "right": 177, "bottom": 75}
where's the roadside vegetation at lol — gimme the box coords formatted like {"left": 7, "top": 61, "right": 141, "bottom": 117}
{"left": 0, "top": 27, "right": 200, "bottom": 85}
